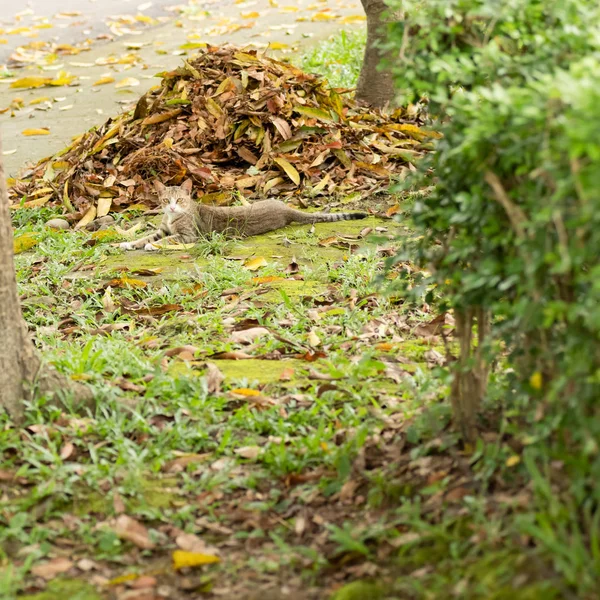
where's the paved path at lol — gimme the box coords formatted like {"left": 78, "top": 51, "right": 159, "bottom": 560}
{"left": 0, "top": 0, "right": 365, "bottom": 177}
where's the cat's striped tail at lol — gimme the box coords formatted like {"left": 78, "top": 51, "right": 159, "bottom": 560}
{"left": 311, "top": 211, "right": 368, "bottom": 223}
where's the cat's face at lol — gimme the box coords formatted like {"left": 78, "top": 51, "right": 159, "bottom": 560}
{"left": 155, "top": 179, "right": 194, "bottom": 215}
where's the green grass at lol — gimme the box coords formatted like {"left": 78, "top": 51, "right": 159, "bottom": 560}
{"left": 300, "top": 29, "right": 366, "bottom": 89}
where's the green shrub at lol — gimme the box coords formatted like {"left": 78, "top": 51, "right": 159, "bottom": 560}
{"left": 386, "top": 0, "right": 600, "bottom": 113}
{"left": 384, "top": 0, "right": 600, "bottom": 592}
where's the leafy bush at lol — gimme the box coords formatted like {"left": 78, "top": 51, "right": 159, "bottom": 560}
{"left": 386, "top": 0, "right": 600, "bottom": 113}
{"left": 384, "top": 0, "right": 600, "bottom": 592}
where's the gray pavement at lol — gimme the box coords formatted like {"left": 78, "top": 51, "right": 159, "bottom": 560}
{"left": 1, "top": 0, "right": 365, "bottom": 177}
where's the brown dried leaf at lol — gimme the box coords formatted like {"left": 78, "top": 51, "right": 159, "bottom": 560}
{"left": 112, "top": 514, "right": 155, "bottom": 549}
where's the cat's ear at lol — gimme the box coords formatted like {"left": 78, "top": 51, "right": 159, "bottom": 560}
{"left": 154, "top": 180, "right": 167, "bottom": 194}
{"left": 180, "top": 178, "right": 193, "bottom": 194}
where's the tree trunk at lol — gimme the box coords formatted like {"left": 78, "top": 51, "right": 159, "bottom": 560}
{"left": 450, "top": 307, "right": 490, "bottom": 445}
{"left": 356, "top": 0, "right": 399, "bottom": 108}
{"left": 0, "top": 136, "right": 93, "bottom": 420}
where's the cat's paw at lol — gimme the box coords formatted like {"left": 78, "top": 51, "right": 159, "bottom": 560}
{"left": 144, "top": 243, "right": 159, "bottom": 252}
{"left": 120, "top": 241, "right": 133, "bottom": 251}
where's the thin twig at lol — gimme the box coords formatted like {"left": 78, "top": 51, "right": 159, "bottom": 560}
{"left": 484, "top": 171, "right": 528, "bottom": 239}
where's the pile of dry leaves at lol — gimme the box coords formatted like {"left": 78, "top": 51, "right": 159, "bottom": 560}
{"left": 8, "top": 45, "right": 436, "bottom": 226}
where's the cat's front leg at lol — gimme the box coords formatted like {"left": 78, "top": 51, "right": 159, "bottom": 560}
{"left": 120, "top": 229, "right": 166, "bottom": 251}
{"left": 144, "top": 234, "right": 197, "bottom": 251}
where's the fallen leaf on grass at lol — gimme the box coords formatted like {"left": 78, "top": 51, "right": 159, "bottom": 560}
{"left": 231, "top": 327, "right": 269, "bottom": 344}
{"left": 122, "top": 303, "right": 182, "bottom": 316}
{"left": 176, "top": 533, "right": 219, "bottom": 556}
{"left": 74, "top": 205, "right": 96, "bottom": 229}
{"left": 102, "top": 287, "right": 116, "bottom": 312}
{"left": 165, "top": 345, "right": 199, "bottom": 359}
{"left": 112, "top": 514, "right": 155, "bottom": 549}
{"left": 279, "top": 367, "right": 295, "bottom": 380}
{"left": 172, "top": 550, "right": 219, "bottom": 570}
{"left": 31, "top": 557, "right": 74, "bottom": 579}
{"left": 386, "top": 204, "right": 400, "bottom": 217}
{"left": 424, "top": 349, "right": 445, "bottom": 366}
{"left": 105, "top": 277, "right": 147, "bottom": 289}
{"left": 165, "top": 452, "right": 211, "bottom": 473}
{"left": 13, "top": 233, "right": 39, "bottom": 254}
{"left": 59, "top": 441, "right": 74, "bottom": 460}
{"left": 205, "top": 362, "right": 224, "bottom": 394}
{"left": 209, "top": 350, "right": 254, "bottom": 360}
{"left": 318, "top": 236, "right": 339, "bottom": 247}
{"left": 0, "top": 469, "right": 28, "bottom": 484}
{"left": 307, "top": 330, "right": 321, "bottom": 347}
{"left": 244, "top": 256, "right": 268, "bottom": 271}
{"left": 413, "top": 312, "right": 448, "bottom": 338}
{"left": 234, "top": 445, "right": 261, "bottom": 459}
{"left": 229, "top": 388, "right": 260, "bottom": 397}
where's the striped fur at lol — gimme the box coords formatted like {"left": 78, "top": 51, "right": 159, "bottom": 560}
{"left": 121, "top": 180, "right": 367, "bottom": 251}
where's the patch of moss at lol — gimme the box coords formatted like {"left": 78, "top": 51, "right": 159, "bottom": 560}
{"left": 71, "top": 477, "right": 179, "bottom": 517}
{"left": 19, "top": 579, "right": 102, "bottom": 600}
{"left": 330, "top": 580, "right": 385, "bottom": 600}
{"left": 396, "top": 339, "right": 443, "bottom": 362}
{"left": 100, "top": 251, "right": 202, "bottom": 280}
{"left": 259, "top": 279, "right": 329, "bottom": 303}
{"left": 216, "top": 358, "right": 309, "bottom": 384}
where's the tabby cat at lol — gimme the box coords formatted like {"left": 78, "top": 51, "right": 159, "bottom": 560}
{"left": 120, "top": 180, "right": 367, "bottom": 251}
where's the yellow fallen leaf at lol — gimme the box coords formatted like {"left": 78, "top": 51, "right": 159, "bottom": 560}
{"left": 74, "top": 205, "right": 97, "bottom": 230}
{"left": 13, "top": 233, "right": 40, "bottom": 254}
{"left": 506, "top": 455, "right": 521, "bottom": 467}
{"left": 269, "top": 42, "right": 290, "bottom": 50}
{"left": 308, "top": 330, "right": 321, "bottom": 347}
{"left": 49, "top": 71, "right": 76, "bottom": 86}
{"left": 22, "top": 128, "right": 50, "bottom": 136}
{"left": 340, "top": 15, "right": 367, "bottom": 23}
{"left": 141, "top": 108, "right": 181, "bottom": 125}
{"left": 93, "top": 76, "right": 115, "bottom": 86}
{"left": 529, "top": 371, "right": 542, "bottom": 390}
{"left": 244, "top": 256, "right": 268, "bottom": 271}
{"left": 135, "top": 14, "right": 156, "bottom": 24}
{"left": 179, "top": 42, "right": 207, "bottom": 50}
{"left": 29, "top": 96, "right": 50, "bottom": 105}
{"left": 106, "top": 277, "right": 147, "bottom": 289}
{"left": 96, "top": 196, "right": 113, "bottom": 218}
{"left": 11, "top": 76, "right": 50, "bottom": 89}
{"left": 172, "top": 550, "right": 220, "bottom": 570}
{"left": 115, "top": 77, "right": 140, "bottom": 89}
{"left": 19, "top": 194, "right": 53, "bottom": 209}
{"left": 273, "top": 157, "right": 300, "bottom": 185}
{"left": 230, "top": 388, "right": 260, "bottom": 396}
{"left": 375, "top": 342, "right": 395, "bottom": 351}
{"left": 108, "top": 573, "right": 138, "bottom": 585}
{"left": 241, "top": 11, "right": 260, "bottom": 18}
{"left": 311, "top": 12, "right": 336, "bottom": 21}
